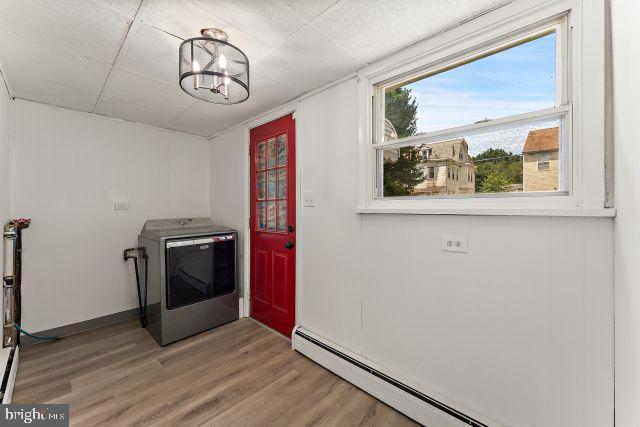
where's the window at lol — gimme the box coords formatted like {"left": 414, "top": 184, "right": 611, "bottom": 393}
{"left": 537, "top": 153, "right": 551, "bottom": 170}
{"left": 427, "top": 167, "right": 435, "bottom": 179}
{"left": 373, "top": 18, "right": 568, "bottom": 199}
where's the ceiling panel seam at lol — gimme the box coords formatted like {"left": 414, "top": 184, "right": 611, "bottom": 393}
{"left": 12, "top": 96, "right": 208, "bottom": 140}
{"left": 92, "top": 0, "right": 151, "bottom": 113}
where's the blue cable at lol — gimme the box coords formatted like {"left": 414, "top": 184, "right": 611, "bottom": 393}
{"left": 13, "top": 323, "right": 61, "bottom": 342}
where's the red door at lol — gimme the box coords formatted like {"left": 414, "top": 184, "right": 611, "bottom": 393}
{"left": 249, "top": 114, "right": 296, "bottom": 337}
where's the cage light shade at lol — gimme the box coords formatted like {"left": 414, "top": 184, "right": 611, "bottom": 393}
{"left": 179, "top": 31, "right": 249, "bottom": 104}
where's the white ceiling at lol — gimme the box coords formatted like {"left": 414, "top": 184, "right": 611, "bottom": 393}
{"left": 0, "top": 0, "right": 508, "bottom": 138}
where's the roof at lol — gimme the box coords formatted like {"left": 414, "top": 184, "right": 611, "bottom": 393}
{"left": 424, "top": 138, "right": 465, "bottom": 148}
{"left": 523, "top": 127, "right": 559, "bottom": 154}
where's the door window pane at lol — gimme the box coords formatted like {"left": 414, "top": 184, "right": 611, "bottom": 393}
{"left": 256, "top": 202, "right": 266, "bottom": 230}
{"left": 256, "top": 141, "right": 266, "bottom": 170}
{"left": 277, "top": 135, "right": 287, "bottom": 166}
{"left": 267, "top": 138, "right": 277, "bottom": 168}
{"left": 267, "top": 170, "right": 276, "bottom": 199}
{"left": 277, "top": 169, "right": 287, "bottom": 198}
{"left": 266, "top": 201, "right": 276, "bottom": 231}
{"left": 277, "top": 201, "right": 287, "bottom": 232}
{"left": 256, "top": 172, "right": 266, "bottom": 199}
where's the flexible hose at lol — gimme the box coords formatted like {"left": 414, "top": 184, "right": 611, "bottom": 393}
{"left": 124, "top": 247, "right": 148, "bottom": 328}
{"left": 14, "top": 322, "right": 61, "bottom": 342}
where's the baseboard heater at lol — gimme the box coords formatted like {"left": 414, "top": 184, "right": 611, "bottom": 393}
{"left": 294, "top": 329, "right": 489, "bottom": 427}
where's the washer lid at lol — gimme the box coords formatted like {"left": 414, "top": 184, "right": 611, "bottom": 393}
{"left": 139, "top": 217, "right": 235, "bottom": 241}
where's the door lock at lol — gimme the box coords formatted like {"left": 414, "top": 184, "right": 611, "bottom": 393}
{"left": 285, "top": 240, "right": 295, "bottom": 249}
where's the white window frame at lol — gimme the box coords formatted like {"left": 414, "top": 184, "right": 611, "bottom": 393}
{"left": 356, "top": 0, "right": 612, "bottom": 216}
{"left": 538, "top": 152, "right": 552, "bottom": 170}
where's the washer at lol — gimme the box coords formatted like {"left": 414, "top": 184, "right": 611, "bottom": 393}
{"left": 138, "top": 217, "right": 238, "bottom": 346}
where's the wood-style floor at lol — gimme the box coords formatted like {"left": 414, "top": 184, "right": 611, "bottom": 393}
{"left": 13, "top": 318, "right": 417, "bottom": 426}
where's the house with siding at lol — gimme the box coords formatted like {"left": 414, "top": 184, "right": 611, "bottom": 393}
{"left": 522, "top": 127, "right": 559, "bottom": 192}
{"left": 412, "top": 138, "right": 475, "bottom": 195}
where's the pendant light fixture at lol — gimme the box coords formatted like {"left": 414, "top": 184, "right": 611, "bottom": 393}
{"left": 179, "top": 28, "right": 249, "bottom": 104}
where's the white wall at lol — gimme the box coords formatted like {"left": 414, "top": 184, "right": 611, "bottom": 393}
{"left": 0, "top": 79, "right": 11, "bottom": 345}
{"left": 210, "top": 79, "right": 614, "bottom": 426}
{"left": 208, "top": 127, "right": 247, "bottom": 296}
{"left": 10, "top": 100, "right": 210, "bottom": 332}
{"left": 611, "top": 1, "right": 640, "bottom": 426}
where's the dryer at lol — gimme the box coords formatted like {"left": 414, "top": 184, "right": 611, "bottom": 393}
{"left": 138, "top": 217, "right": 238, "bottom": 346}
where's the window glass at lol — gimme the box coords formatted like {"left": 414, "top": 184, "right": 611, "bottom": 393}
{"left": 277, "top": 135, "right": 287, "bottom": 166}
{"left": 537, "top": 153, "right": 551, "bottom": 170}
{"left": 266, "top": 201, "right": 276, "bottom": 231}
{"left": 256, "top": 142, "right": 266, "bottom": 170}
{"left": 277, "top": 169, "right": 287, "bottom": 198}
{"left": 255, "top": 133, "right": 289, "bottom": 232}
{"left": 277, "top": 201, "right": 287, "bottom": 232}
{"left": 267, "top": 138, "right": 277, "bottom": 168}
{"left": 266, "top": 170, "right": 276, "bottom": 199}
{"left": 256, "top": 202, "right": 266, "bottom": 230}
{"left": 383, "top": 32, "right": 557, "bottom": 142}
{"left": 380, "top": 117, "right": 561, "bottom": 197}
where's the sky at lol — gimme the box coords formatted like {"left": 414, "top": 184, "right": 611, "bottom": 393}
{"left": 397, "top": 32, "right": 558, "bottom": 156}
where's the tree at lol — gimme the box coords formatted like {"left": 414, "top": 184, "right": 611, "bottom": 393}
{"left": 479, "top": 171, "right": 512, "bottom": 192}
{"left": 473, "top": 148, "right": 522, "bottom": 192}
{"left": 385, "top": 88, "right": 418, "bottom": 139}
{"left": 382, "top": 87, "right": 423, "bottom": 196}
{"left": 383, "top": 147, "right": 424, "bottom": 196}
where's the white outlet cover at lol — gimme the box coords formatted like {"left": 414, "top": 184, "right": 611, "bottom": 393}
{"left": 441, "top": 235, "right": 468, "bottom": 253}
{"left": 303, "top": 191, "right": 318, "bottom": 207}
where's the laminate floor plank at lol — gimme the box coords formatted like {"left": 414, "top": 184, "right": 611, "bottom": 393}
{"left": 13, "top": 318, "right": 418, "bottom": 426}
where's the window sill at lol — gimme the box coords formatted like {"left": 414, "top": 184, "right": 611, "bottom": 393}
{"left": 354, "top": 207, "right": 616, "bottom": 217}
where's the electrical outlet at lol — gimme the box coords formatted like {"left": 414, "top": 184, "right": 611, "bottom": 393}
{"left": 303, "top": 191, "right": 317, "bottom": 207}
{"left": 441, "top": 235, "right": 468, "bottom": 253}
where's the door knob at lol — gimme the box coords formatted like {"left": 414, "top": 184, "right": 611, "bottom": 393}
{"left": 285, "top": 240, "right": 295, "bottom": 249}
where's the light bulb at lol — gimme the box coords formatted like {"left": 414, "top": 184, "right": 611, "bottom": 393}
{"left": 192, "top": 60, "right": 201, "bottom": 89}
{"left": 218, "top": 54, "right": 227, "bottom": 70}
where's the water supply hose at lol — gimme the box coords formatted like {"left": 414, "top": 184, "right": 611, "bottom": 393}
{"left": 13, "top": 323, "right": 60, "bottom": 342}
{"left": 124, "top": 247, "right": 148, "bottom": 328}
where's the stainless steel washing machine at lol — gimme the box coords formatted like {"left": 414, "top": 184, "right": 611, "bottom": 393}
{"left": 138, "top": 217, "right": 238, "bottom": 346}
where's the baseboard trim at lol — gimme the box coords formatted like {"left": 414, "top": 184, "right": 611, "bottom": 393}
{"left": 293, "top": 326, "right": 499, "bottom": 427}
{"left": 20, "top": 308, "right": 139, "bottom": 346}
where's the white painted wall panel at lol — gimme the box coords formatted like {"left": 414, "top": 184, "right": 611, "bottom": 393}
{"left": 297, "top": 80, "right": 363, "bottom": 354}
{"left": 0, "top": 82, "right": 11, "bottom": 345}
{"left": 10, "top": 100, "right": 209, "bottom": 332}
{"left": 209, "top": 127, "right": 246, "bottom": 296}
{"left": 209, "top": 77, "right": 614, "bottom": 426}
{"left": 362, "top": 215, "right": 613, "bottom": 426}
{"left": 611, "top": 1, "right": 640, "bottom": 426}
